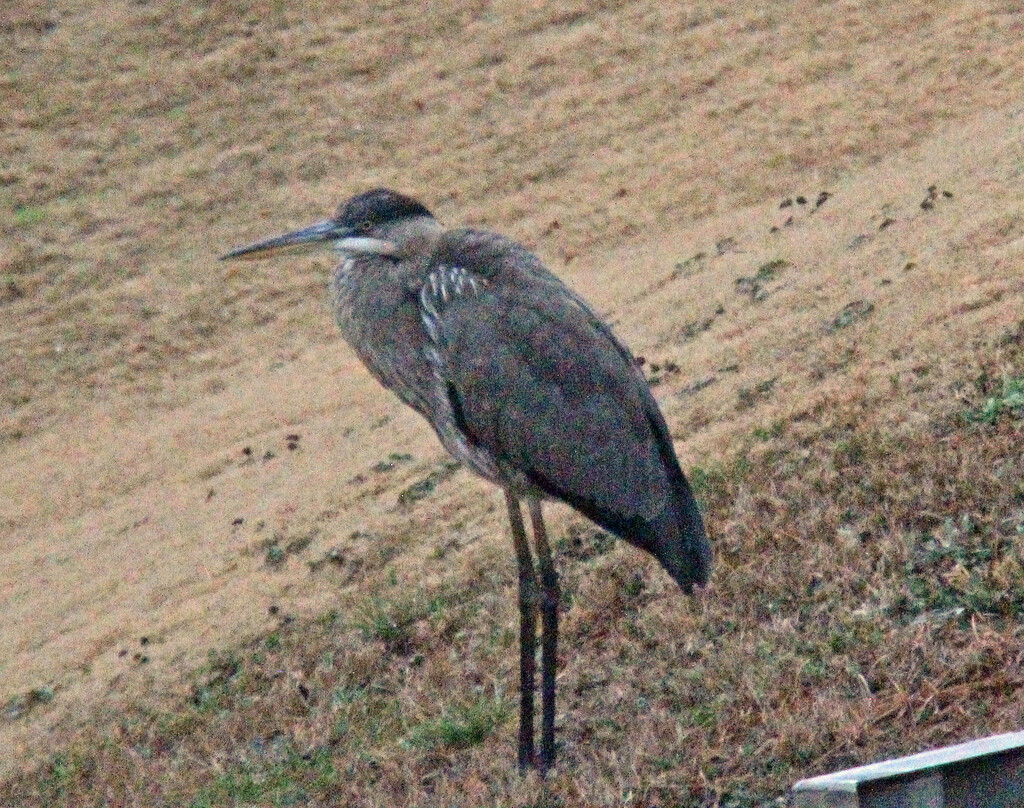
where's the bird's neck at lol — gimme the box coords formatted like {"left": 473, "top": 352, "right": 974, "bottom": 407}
{"left": 391, "top": 216, "right": 444, "bottom": 262}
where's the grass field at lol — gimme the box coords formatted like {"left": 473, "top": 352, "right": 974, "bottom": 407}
{"left": 2, "top": 1, "right": 1024, "bottom": 805}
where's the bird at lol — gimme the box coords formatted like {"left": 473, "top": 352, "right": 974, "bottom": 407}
{"left": 221, "top": 188, "right": 711, "bottom": 774}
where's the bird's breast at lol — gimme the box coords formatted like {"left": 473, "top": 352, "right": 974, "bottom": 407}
{"left": 328, "top": 256, "right": 437, "bottom": 418}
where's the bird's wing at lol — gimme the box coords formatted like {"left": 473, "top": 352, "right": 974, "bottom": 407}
{"left": 419, "top": 262, "right": 671, "bottom": 526}
{"left": 416, "top": 232, "right": 709, "bottom": 590}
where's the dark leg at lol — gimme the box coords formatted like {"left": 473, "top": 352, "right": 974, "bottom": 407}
{"left": 506, "top": 490, "right": 538, "bottom": 771}
{"left": 528, "top": 498, "right": 559, "bottom": 775}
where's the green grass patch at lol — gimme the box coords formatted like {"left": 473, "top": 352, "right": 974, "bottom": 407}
{"left": 756, "top": 258, "right": 790, "bottom": 280}
{"left": 401, "top": 694, "right": 510, "bottom": 751}
{"left": 965, "top": 375, "right": 1024, "bottom": 424}
{"left": 13, "top": 205, "right": 45, "bottom": 227}
{"left": 892, "top": 520, "right": 1024, "bottom": 620}
{"left": 187, "top": 746, "right": 337, "bottom": 808}
{"left": 396, "top": 459, "right": 461, "bottom": 506}
{"left": 190, "top": 650, "right": 246, "bottom": 713}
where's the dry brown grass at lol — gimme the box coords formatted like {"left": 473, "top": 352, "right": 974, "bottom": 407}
{"left": 3, "top": 0, "right": 1024, "bottom": 805}
{"left": 3, "top": 341, "right": 1023, "bottom": 807}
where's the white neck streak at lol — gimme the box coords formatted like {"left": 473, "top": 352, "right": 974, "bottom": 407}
{"left": 333, "top": 236, "right": 400, "bottom": 257}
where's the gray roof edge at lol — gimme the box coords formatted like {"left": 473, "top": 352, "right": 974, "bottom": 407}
{"left": 792, "top": 730, "right": 1024, "bottom": 792}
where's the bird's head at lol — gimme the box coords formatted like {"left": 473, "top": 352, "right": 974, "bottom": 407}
{"left": 220, "top": 188, "right": 438, "bottom": 262}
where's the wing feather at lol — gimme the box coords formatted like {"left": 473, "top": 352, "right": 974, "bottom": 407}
{"left": 434, "top": 286, "right": 667, "bottom": 517}
{"left": 417, "top": 233, "right": 711, "bottom": 589}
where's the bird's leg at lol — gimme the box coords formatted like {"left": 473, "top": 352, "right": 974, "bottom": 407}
{"left": 505, "top": 490, "right": 538, "bottom": 771}
{"left": 528, "top": 497, "right": 559, "bottom": 775}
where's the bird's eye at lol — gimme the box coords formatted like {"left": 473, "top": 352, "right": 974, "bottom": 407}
{"left": 358, "top": 220, "right": 373, "bottom": 233}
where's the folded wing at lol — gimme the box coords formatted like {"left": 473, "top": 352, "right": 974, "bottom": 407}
{"left": 419, "top": 233, "right": 710, "bottom": 590}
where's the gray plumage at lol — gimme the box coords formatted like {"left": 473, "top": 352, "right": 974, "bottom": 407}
{"left": 221, "top": 188, "right": 711, "bottom": 773}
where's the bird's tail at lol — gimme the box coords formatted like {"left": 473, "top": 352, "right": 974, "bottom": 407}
{"left": 645, "top": 474, "right": 711, "bottom": 593}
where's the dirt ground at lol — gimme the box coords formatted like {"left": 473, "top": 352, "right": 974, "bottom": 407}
{"left": 2, "top": 1, "right": 1024, "bottom": 804}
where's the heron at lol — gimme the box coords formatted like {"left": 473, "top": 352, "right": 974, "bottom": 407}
{"left": 221, "top": 188, "right": 711, "bottom": 774}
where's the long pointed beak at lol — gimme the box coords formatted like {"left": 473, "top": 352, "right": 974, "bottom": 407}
{"left": 220, "top": 219, "right": 349, "bottom": 261}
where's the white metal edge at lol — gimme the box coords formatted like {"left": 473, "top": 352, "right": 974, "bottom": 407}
{"left": 792, "top": 730, "right": 1024, "bottom": 792}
